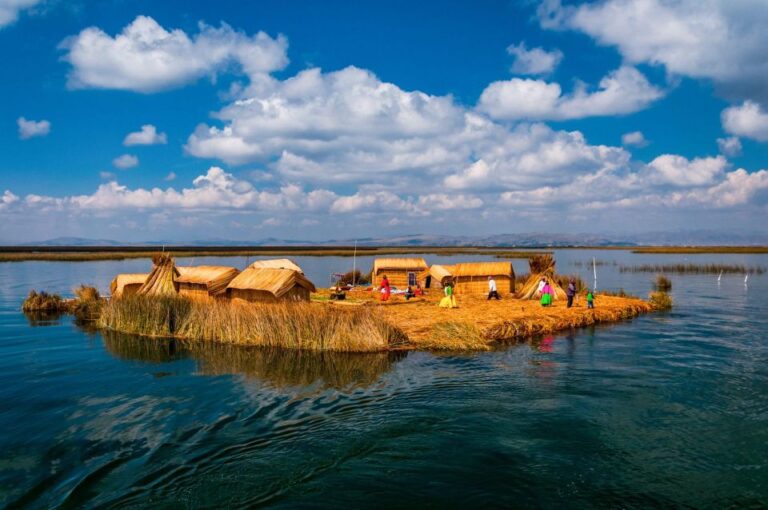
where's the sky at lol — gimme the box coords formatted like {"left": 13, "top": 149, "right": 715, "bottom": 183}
{"left": 1, "top": 0, "right": 767, "bottom": 243}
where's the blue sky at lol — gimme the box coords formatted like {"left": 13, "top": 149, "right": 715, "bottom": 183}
{"left": 1, "top": 0, "right": 767, "bottom": 242}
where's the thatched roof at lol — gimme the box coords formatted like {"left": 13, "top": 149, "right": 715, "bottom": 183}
{"left": 227, "top": 268, "right": 316, "bottom": 298}
{"left": 453, "top": 261, "right": 513, "bottom": 278}
{"left": 110, "top": 273, "right": 148, "bottom": 296}
{"left": 425, "top": 264, "right": 454, "bottom": 283}
{"left": 372, "top": 257, "right": 428, "bottom": 274}
{"left": 176, "top": 265, "right": 240, "bottom": 295}
{"left": 249, "top": 258, "right": 303, "bottom": 273}
{"left": 137, "top": 253, "right": 179, "bottom": 296}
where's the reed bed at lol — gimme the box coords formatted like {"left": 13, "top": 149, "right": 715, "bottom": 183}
{"left": 0, "top": 247, "right": 550, "bottom": 263}
{"left": 631, "top": 246, "right": 768, "bottom": 254}
{"left": 620, "top": 264, "right": 765, "bottom": 274}
{"left": 98, "top": 296, "right": 406, "bottom": 352}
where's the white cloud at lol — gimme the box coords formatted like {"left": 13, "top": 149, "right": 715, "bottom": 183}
{"left": 17, "top": 116, "right": 50, "bottom": 139}
{"left": 539, "top": 0, "right": 768, "bottom": 103}
{"left": 721, "top": 101, "right": 768, "bottom": 142}
{"left": 124, "top": 124, "right": 168, "bottom": 145}
{"left": 646, "top": 154, "right": 726, "bottom": 187}
{"left": 717, "top": 136, "right": 742, "bottom": 157}
{"left": 0, "top": 0, "right": 40, "bottom": 28}
{"left": 164, "top": 171, "right": 177, "bottom": 181}
{"left": 507, "top": 42, "right": 563, "bottom": 75}
{"left": 622, "top": 131, "right": 648, "bottom": 147}
{"left": 0, "top": 190, "right": 20, "bottom": 210}
{"left": 60, "top": 15, "right": 288, "bottom": 93}
{"left": 99, "top": 171, "right": 116, "bottom": 180}
{"left": 113, "top": 154, "right": 139, "bottom": 169}
{"left": 477, "top": 66, "right": 663, "bottom": 121}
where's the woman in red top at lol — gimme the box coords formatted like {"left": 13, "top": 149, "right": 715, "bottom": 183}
{"left": 381, "top": 275, "right": 391, "bottom": 301}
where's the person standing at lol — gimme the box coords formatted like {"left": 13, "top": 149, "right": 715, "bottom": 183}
{"left": 440, "top": 280, "right": 457, "bottom": 308}
{"left": 380, "top": 275, "right": 391, "bottom": 302}
{"left": 586, "top": 289, "right": 595, "bottom": 309}
{"left": 566, "top": 278, "right": 576, "bottom": 308}
{"left": 537, "top": 277, "right": 546, "bottom": 297}
{"left": 487, "top": 276, "right": 500, "bottom": 300}
{"left": 540, "top": 279, "right": 553, "bottom": 307}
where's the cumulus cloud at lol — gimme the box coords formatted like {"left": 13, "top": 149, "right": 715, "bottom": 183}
{"left": 622, "top": 131, "right": 648, "bottom": 147}
{"left": 507, "top": 42, "right": 563, "bottom": 75}
{"left": 113, "top": 154, "right": 139, "bottom": 169}
{"left": 721, "top": 101, "right": 768, "bottom": 142}
{"left": 60, "top": 15, "right": 288, "bottom": 93}
{"left": 717, "top": 136, "right": 742, "bottom": 157}
{"left": 0, "top": 0, "right": 40, "bottom": 28}
{"left": 124, "top": 124, "right": 168, "bottom": 145}
{"left": 477, "top": 66, "right": 663, "bottom": 121}
{"left": 646, "top": 154, "right": 726, "bottom": 187}
{"left": 539, "top": 0, "right": 768, "bottom": 103}
{"left": 17, "top": 116, "right": 50, "bottom": 139}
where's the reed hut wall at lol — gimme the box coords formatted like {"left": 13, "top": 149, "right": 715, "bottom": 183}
{"left": 178, "top": 283, "right": 215, "bottom": 301}
{"left": 451, "top": 262, "right": 515, "bottom": 295}
{"left": 227, "top": 286, "right": 310, "bottom": 303}
{"left": 454, "top": 275, "right": 514, "bottom": 294}
{"left": 371, "top": 258, "right": 428, "bottom": 288}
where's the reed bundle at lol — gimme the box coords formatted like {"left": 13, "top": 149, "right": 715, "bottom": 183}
{"left": 98, "top": 296, "right": 406, "bottom": 352}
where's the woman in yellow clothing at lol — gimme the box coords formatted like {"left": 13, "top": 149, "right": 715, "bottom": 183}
{"left": 439, "top": 280, "right": 458, "bottom": 308}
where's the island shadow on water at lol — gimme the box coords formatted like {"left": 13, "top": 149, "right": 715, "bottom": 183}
{"left": 100, "top": 329, "right": 406, "bottom": 390}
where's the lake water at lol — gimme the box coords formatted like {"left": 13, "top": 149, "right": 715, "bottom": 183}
{"left": 1, "top": 250, "right": 766, "bottom": 508}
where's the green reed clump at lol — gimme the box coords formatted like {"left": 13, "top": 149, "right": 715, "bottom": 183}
{"left": 649, "top": 291, "right": 673, "bottom": 310}
{"left": 654, "top": 275, "right": 672, "bottom": 291}
{"left": 98, "top": 295, "right": 405, "bottom": 352}
{"left": 22, "top": 290, "right": 70, "bottom": 313}
{"left": 73, "top": 285, "right": 103, "bottom": 321}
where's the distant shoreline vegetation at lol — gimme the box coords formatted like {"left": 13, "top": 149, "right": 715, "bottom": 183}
{"left": 0, "top": 244, "right": 767, "bottom": 262}
{"left": 619, "top": 264, "right": 765, "bottom": 274}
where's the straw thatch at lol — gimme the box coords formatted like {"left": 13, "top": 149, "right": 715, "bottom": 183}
{"left": 372, "top": 258, "right": 428, "bottom": 288}
{"left": 176, "top": 265, "right": 240, "bottom": 300}
{"left": 137, "top": 253, "right": 179, "bottom": 296}
{"left": 249, "top": 258, "right": 303, "bottom": 273}
{"left": 516, "top": 255, "right": 566, "bottom": 300}
{"left": 226, "top": 268, "right": 316, "bottom": 302}
{"left": 420, "top": 264, "right": 454, "bottom": 288}
{"left": 452, "top": 261, "right": 515, "bottom": 295}
{"left": 110, "top": 273, "right": 148, "bottom": 298}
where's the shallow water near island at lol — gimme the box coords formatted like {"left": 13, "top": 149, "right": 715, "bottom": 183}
{"left": 1, "top": 249, "right": 767, "bottom": 508}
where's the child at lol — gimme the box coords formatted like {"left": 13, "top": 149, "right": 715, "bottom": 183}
{"left": 586, "top": 289, "right": 595, "bottom": 309}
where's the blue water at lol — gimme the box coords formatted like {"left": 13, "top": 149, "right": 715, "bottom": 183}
{"left": 0, "top": 250, "right": 766, "bottom": 508}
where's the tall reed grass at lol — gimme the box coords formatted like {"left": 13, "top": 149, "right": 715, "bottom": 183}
{"left": 620, "top": 263, "right": 764, "bottom": 274}
{"left": 654, "top": 275, "right": 672, "bottom": 291}
{"left": 98, "top": 296, "right": 406, "bottom": 352}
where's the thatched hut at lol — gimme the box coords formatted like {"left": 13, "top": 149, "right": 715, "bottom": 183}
{"left": 226, "top": 268, "right": 316, "bottom": 303}
{"left": 452, "top": 261, "right": 515, "bottom": 295}
{"left": 371, "top": 258, "right": 428, "bottom": 289}
{"left": 420, "top": 264, "right": 454, "bottom": 289}
{"left": 248, "top": 258, "right": 303, "bottom": 273}
{"left": 109, "top": 273, "right": 148, "bottom": 298}
{"left": 517, "top": 254, "right": 567, "bottom": 300}
{"left": 137, "top": 253, "right": 179, "bottom": 296}
{"left": 176, "top": 266, "right": 240, "bottom": 301}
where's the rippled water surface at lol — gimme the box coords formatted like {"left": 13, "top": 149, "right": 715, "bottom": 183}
{"left": 0, "top": 250, "right": 766, "bottom": 508}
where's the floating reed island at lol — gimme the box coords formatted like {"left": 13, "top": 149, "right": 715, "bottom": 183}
{"left": 25, "top": 253, "right": 668, "bottom": 352}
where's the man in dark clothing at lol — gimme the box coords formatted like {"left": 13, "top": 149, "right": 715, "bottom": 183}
{"left": 566, "top": 279, "right": 576, "bottom": 308}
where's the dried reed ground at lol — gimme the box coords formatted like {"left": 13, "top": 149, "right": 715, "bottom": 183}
{"left": 330, "top": 289, "right": 654, "bottom": 351}
{"left": 97, "top": 290, "right": 655, "bottom": 352}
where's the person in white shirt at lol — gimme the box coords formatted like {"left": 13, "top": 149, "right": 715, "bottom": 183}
{"left": 487, "top": 276, "right": 500, "bottom": 300}
{"left": 536, "top": 277, "right": 546, "bottom": 296}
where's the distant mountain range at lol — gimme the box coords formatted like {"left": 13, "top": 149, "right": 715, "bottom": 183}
{"left": 8, "top": 230, "right": 768, "bottom": 247}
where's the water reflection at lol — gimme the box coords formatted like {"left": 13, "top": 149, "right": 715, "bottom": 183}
{"left": 23, "top": 310, "right": 65, "bottom": 327}
{"left": 101, "top": 330, "right": 403, "bottom": 389}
